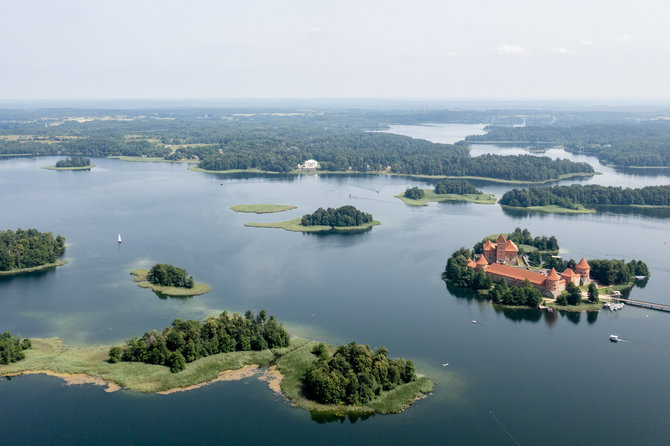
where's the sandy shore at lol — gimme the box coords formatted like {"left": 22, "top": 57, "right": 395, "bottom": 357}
{"left": 156, "top": 365, "right": 261, "bottom": 395}
{"left": 258, "top": 365, "right": 284, "bottom": 397}
{"left": 3, "top": 370, "right": 121, "bottom": 392}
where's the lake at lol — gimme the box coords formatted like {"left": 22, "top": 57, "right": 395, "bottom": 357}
{"left": 1, "top": 125, "right": 669, "bottom": 445}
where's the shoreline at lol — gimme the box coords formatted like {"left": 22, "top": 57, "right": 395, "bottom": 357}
{"left": 3, "top": 370, "right": 121, "bottom": 392}
{"left": 189, "top": 165, "right": 596, "bottom": 185}
{"left": 244, "top": 218, "right": 380, "bottom": 233}
{"left": 0, "top": 259, "right": 69, "bottom": 276}
{"left": 130, "top": 269, "right": 212, "bottom": 297}
{"left": 395, "top": 190, "right": 496, "bottom": 206}
{"left": 43, "top": 164, "right": 96, "bottom": 170}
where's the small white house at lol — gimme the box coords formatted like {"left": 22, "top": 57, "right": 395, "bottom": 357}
{"left": 299, "top": 159, "right": 319, "bottom": 170}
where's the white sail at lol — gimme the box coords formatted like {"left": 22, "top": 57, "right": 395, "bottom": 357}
{"left": 118, "top": 234, "right": 122, "bottom": 243}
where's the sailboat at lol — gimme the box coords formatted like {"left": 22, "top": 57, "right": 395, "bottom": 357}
{"left": 117, "top": 234, "right": 122, "bottom": 244}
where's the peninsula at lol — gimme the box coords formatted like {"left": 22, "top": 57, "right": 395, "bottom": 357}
{"left": 0, "top": 311, "right": 433, "bottom": 416}
{"left": 43, "top": 156, "right": 95, "bottom": 170}
{"left": 396, "top": 180, "right": 496, "bottom": 206}
{"left": 245, "top": 205, "right": 380, "bottom": 233}
{"left": 231, "top": 204, "right": 297, "bottom": 214}
{"left": 0, "top": 229, "right": 67, "bottom": 275}
{"left": 130, "top": 263, "right": 211, "bottom": 297}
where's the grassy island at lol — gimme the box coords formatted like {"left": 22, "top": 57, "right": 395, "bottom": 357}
{"left": 43, "top": 156, "right": 95, "bottom": 170}
{"left": 396, "top": 190, "right": 496, "bottom": 206}
{"left": 43, "top": 164, "right": 96, "bottom": 170}
{"left": 0, "top": 311, "right": 433, "bottom": 415}
{"left": 245, "top": 218, "right": 380, "bottom": 233}
{"left": 130, "top": 266, "right": 211, "bottom": 297}
{"left": 231, "top": 204, "right": 297, "bottom": 214}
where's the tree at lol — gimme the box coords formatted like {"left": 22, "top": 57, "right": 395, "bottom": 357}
{"left": 588, "top": 282, "right": 599, "bottom": 303}
{"left": 565, "top": 282, "right": 582, "bottom": 306}
{"left": 168, "top": 351, "right": 186, "bottom": 373}
{"left": 108, "top": 346, "right": 122, "bottom": 363}
{"left": 404, "top": 187, "right": 425, "bottom": 199}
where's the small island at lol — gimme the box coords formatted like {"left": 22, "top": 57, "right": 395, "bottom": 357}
{"left": 131, "top": 263, "right": 211, "bottom": 297}
{"left": 43, "top": 156, "right": 95, "bottom": 170}
{"left": 499, "top": 184, "right": 670, "bottom": 214}
{"left": 395, "top": 180, "right": 496, "bottom": 206}
{"left": 0, "top": 229, "right": 67, "bottom": 275}
{"left": 231, "top": 204, "right": 297, "bottom": 214}
{"left": 0, "top": 311, "right": 433, "bottom": 416}
{"left": 444, "top": 229, "right": 650, "bottom": 312}
{"left": 245, "top": 205, "right": 380, "bottom": 233}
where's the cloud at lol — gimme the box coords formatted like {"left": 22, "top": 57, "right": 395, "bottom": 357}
{"left": 613, "top": 34, "right": 631, "bottom": 42}
{"left": 497, "top": 44, "right": 529, "bottom": 56}
{"left": 446, "top": 51, "right": 462, "bottom": 57}
{"left": 552, "top": 47, "right": 576, "bottom": 55}
{"left": 579, "top": 40, "right": 593, "bottom": 46}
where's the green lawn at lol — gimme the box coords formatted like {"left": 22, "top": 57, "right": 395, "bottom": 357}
{"left": 395, "top": 190, "right": 496, "bottom": 206}
{"left": 130, "top": 269, "right": 211, "bottom": 297}
{"left": 546, "top": 299, "right": 604, "bottom": 312}
{"left": 230, "top": 204, "right": 297, "bottom": 214}
{"left": 244, "top": 218, "right": 380, "bottom": 233}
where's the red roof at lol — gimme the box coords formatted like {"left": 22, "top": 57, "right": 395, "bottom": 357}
{"left": 486, "top": 263, "right": 548, "bottom": 286}
{"left": 546, "top": 268, "right": 560, "bottom": 281}
{"left": 466, "top": 258, "right": 477, "bottom": 268}
{"left": 476, "top": 255, "right": 489, "bottom": 265}
{"left": 576, "top": 258, "right": 590, "bottom": 270}
{"left": 497, "top": 234, "right": 507, "bottom": 243}
{"left": 483, "top": 240, "right": 496, "bottom": 251}
{"left": 561, "top": 268, "right": 577, "bottom": 278}
{"left": 504, "top": 240, "right": 519, "bottom": 252}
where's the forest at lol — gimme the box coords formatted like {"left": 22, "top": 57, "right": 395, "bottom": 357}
{"left": 466, "top": 121, "right": 670, "bottom": 167}
{"left": 110, "top": 310, "right": 290, "bottom": 373}
{"left": 404, "top": 187, "right": 425, "bottom": 199}
{"left": 0, "top": 229, "right": 65, "bottom": 271}
{"left": 473, "top": 228, "right": 559, "bottom": 255}
{"left": 434, "top": 179, "right": 481, "bottom": 195}
{"left": 0, "top": 331, "right": 32, "bottom": 365}
{"left": 147, "top": 264, "right": 194, "bottom": 289}
{"left": 303, "top": 342, "right": 416, "bottom": 405}
{"left": 499, "top": 184, "right": 670, "bottom": 209}
{"left": 55, "top": 156, "right": 91, "bottom": 167}
{"left": 301, "top": 206, "right": 373, "bottom": 227}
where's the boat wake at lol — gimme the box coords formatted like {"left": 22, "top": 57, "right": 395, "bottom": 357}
{"left": 489, "top": 410, "right": 521, "bottom": 446}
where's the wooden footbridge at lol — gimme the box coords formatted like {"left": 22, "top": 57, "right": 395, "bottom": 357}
{"left": 610, "top": 297, "right": 670, "bottom": 313}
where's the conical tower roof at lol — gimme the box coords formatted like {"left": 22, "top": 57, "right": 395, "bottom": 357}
{"left": 497, "top": 234, "right": 507, "bottom": 243}
{"left": 546, "top": 268, "right": 560, "bottom": 281}
{"left": 576, "top": 258, "right": 590, "bottom": 270}
{"left": 476, "top": 255, "right": 489, "bottom": 265}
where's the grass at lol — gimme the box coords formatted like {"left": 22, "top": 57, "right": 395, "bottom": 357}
{"left": 0, "top": 259, "right": 68, "bottom": 276}
{"left": 188, "top": 166, "right": 278, "bottom": 174}
{"left": 275, "top": 341, "right": 434, "bottom": 415}
{"left": 42, "top": 165, "right": 96, "bottom": 171}
{"left": 244, "top": 218, "right": 380, "bottom": 233}
{"left": 546, "top": 299, "right": 604, "bottom": 312}
{"left": 394, "top": 190, "right": 496, "bottom": 206}
{"left": 0, "top": 337, "right": 433, "bottom": 415}
{"left": 230, "top": 204, "right": 297, "bottom": 214}
{"left": 130, "top": 269, "right": 211, "bottom": 297}
{"left": 501, "top": 204, "right": 596, "bottom": 214}
{"left": 108, "top": 156, "right": 198, "bottom": 164}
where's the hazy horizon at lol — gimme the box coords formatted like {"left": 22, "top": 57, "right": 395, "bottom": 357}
{"left": 2, "top": 0, "right": 669, "bottom": 102}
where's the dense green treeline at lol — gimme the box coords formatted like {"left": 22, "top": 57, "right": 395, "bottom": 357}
{"left": 301, "top": 206, "right": 373, "bottom": 227}
{"left": 499, "top": 185, "right": 670, "bottom": 209}
{"left": 110, "top": 310, "right": 290, "bottom": 373}
{"left": 473, "top": 227, "right": 559, "bottom": 254}
{"left": 0, "top": 229, "right": 65, "bottom": 271}
{"left": 466, "top": 122, "right": 670, "bottom": 167}
{"left": 0, "top": 332, "right": 32, "bottom": 365}
{"left": 404, "top": 187, "right": 425, "bottom": 199}
{"left": 588, "top": 259, "right": 649, "bottom": 285}
{"left": 55, "top": 156, "right": 90, "bottom": 167}
{"left": 303, "top": 342, "right": 416, "bottom": 405}
{"left": 434, "top": 179, "right": 481, "bottom": 195}
{"left": 147, "top": 264, "right": 194, "bottom": 289}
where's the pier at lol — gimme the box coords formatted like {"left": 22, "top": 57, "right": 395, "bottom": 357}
{"left": 611, "top": 297, "right": 670, "bottom": 313}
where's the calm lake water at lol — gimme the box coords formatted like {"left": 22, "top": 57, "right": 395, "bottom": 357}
{"left": 1, "top": 125, "right": 669, "bottom": 445}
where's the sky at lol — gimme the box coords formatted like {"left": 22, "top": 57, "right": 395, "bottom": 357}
{"left": 1, "top": 0, "right": 669, "bottom": 101}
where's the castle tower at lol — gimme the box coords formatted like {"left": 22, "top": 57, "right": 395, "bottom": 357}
{"left": 575, "top": 258, "right": 591, "bottom": 284}
{"left": 475, "top": 255, "right": 489, "bottom": 272}
{"left": 496, "top": 234, "right": 507, "bottom": 262}
{"left": 545, "top": 268, "right": 561, "bottom": 292}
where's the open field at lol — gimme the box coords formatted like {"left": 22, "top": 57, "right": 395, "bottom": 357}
{"left": 130, "top": 269, "right": 211, "bottom": 297}
{"left": 231, "top": 204, "right": 297, "bottom": 214}
{"left": 244, "top": 218, "right": 380, "bottom": 233}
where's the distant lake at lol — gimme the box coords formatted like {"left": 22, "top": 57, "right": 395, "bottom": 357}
{"left": 1, "top": 127, "right": 669, "bottom": 444}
